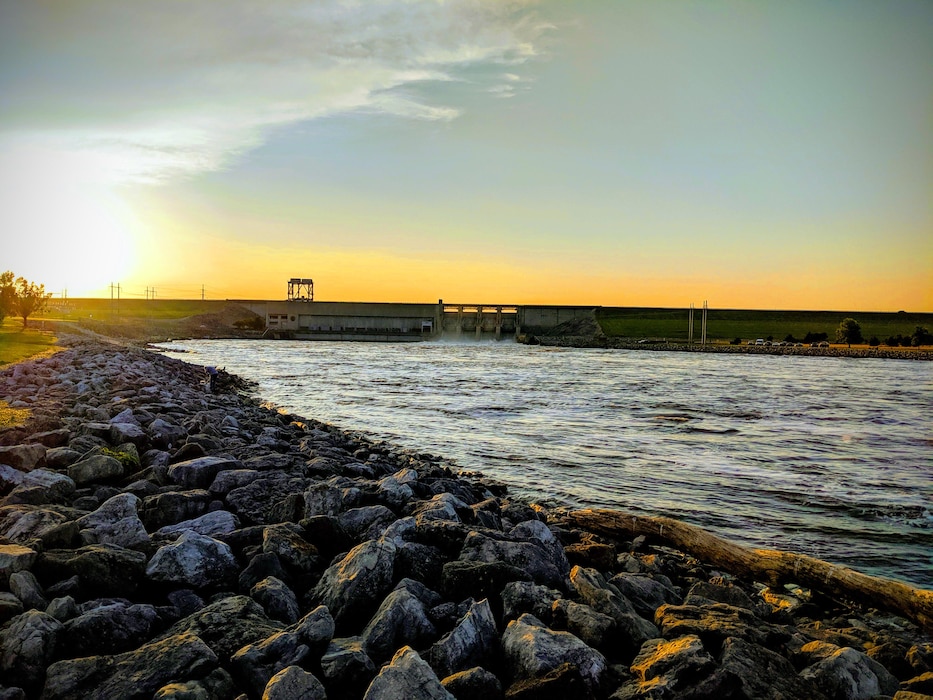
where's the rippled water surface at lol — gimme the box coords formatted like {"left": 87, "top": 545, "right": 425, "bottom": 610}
{"left": 158, "top": 340, "right": 932, "bottom": 587}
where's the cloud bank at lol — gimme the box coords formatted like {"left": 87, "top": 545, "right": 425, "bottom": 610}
{"left": 0, "top": 0, "right": 549, "bottom": 183}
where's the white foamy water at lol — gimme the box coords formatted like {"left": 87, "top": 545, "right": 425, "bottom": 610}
{"left": 156, "top": 339, "right": 933, "bottom": 588}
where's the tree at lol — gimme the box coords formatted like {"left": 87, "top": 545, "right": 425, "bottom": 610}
{"left": 835, "top": 318, "right": 863, "bottom": 347}
{"left": 14, "top": 277, "right": 51, "bottom": 329}
{"left": 0, "top": 271, "right": 14, "bottom": 324}
{"left": 911, "top": 326, "right": 933, "bottom": 347}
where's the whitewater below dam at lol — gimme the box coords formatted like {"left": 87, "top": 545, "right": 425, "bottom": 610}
{"left": 157, "top": 339, "right": 932, "bottom": 588}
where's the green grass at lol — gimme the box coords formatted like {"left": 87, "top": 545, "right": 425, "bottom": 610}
{"left": 44, "top": 298, "right": 231, "bottom": 321}
{"left": 0, "top": 318, "right": 60, "bottom": 366}
{"left": 596, "top": 307, "right": 933, "bottom": 343}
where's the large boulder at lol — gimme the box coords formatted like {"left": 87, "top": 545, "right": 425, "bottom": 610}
{"left": 361, "top": 584, "right": 437, "bottom": 664}
{"left": 41, "top": 632, "right": 217, "bottom": 700}
{"left": 459, "top": 531, "right": 568, "bottom": 590}
{"left": 570, "top": 567, "right": 658, "bottom": 656}
{"left": 146, "top": 531, "right": 239, "bottom": 590}
{"left": 363, "top": 646, "right": 454, "bottom": 700}
{"left": 67, "top": 454, "right": 123, "bottom": 486}
{"left": 616, "top": 634, "right": 717, "bottom": 698}
{"left": 262, "top": 665, "right": 327, "bottom": 700}
{"left": 158, "top": 595, "right": 284, "bottom": 662}
{"left": 75, "top": 493, "right": 149, "bottom": 549}
{"left": 250, "top": 577, "right": 300, "bottom": 625}
{"left": 800, "top": 644, "right": 899, "bottom": 700}
{"left": 167, "top": 456, "right": 241, "bottom": 490}
{"left": 720, "top": 637, "right": 827, "bottom": 700}
{"left": 226, "top": 474, "right": 310, "bottom": 525}
{"left": 0, "top": 544, "right": 38, "bottom": 586}
{"left": 141, "top": 490, "right": 213, "bottom": 531}
{"left": 4, "top": 470, "right": 75, "bottom": 505}
{"left": 155, "top": 510, "right": 239, "bottom": 539}
{"left": 312, "top": 538, "right": 397, "bottom": 629}
{"left": 0, "top": 444, "right": 47, "bottom": 472}
{"left": 230, "top": 605, "right": 334, "bottom": 697}
{"left": 0, "top": 610, "right": 63, "bottom": 693}
{"left": 61, "top": 602, "right": 161, "bottom": 656}
{"left": 36, "top": 544, "right": 147, "bottom": 597}
{"left": 426, "top": 598, "right": 498, "bottom": 680}
{"left": 320, "top": 636, "right": 378, "bottom": 697}
{"left": 501, "top": 614, "right": 605, "bottom": 690}
{"left": 0, "top": 505, "right": 80, "bottom": 547}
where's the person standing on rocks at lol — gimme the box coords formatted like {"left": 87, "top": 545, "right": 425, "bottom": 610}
{"left": 205, "top": 365, "right": 218, "bottom": 392}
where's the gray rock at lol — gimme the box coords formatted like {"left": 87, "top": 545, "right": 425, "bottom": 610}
{"left": 44, "top": 447, "right": 82, "bottom": 469}
{"left": 9, "top": 571, "right": 47, "bottom": 611}
{"left": 0, "top": 610, "right": 63, "bottom": 692}
{"left": 570, "top": 567, "right": 658, "bottom": 654}
{"left": 0, "top": 591, "right": 24, "bottom": 624}
{"left": 361, "top": 585, "right": 437, "bottom": 664}
{"left": 339, "top": 505, "right": 397, "bottom": 542}
{"left": 501, "top": 581, "right": 562, "bottom": 624}
{"left": 0, "top": 445, "right": 47, "bottom": 472}
{"left": 168, "top": 455, "right": 240, "bottom": 490}
{"left": 153, "top": 668, "right": 236, "bottom": 700}
{"left": 609, "top": 573, "right": 681, "bottom": 619}
{"left": 313, "top": 538, "right": 397, "bottom": 628}
{"left": 502, "top": 613, "right": 606, "bottom": 689}
{"left": 141, "top": 490, "right": 213, "bottom": 531}
{"left": 67, "top": 454, "right": 123, "bottom": 486}
{"left": 441, "top": 666, "right": 503, "bottom": 700}
{"left": 0, "top": 544, "right": 37, "bottom": 585}
{"left": 363, "top": 646, "right": 454, "bottom": 700}
{"left": 227, "top": 474, "right": 310, "bottom": 525}
{"left": 230, "top": 605, "right": 334, "bottom": 697}
{"left": 155, "top": 510, "right": 239, "bottom": 539}
{"left": 426, "top": 598, "right": 498, "bottom": 680}
{"left": 376, "top": 469, "right": 417, "bottom": 509}
{"left": 46, "top": 596, "right": 78, "bottom": 622}
{"left": 626, "top": 635, "right": 716, "bottom": 694}
{"left": 36, "top": 544, "right": 148, "bottom": 597}
{"left": 251, "top": 577, "right": 300, "bottom": 625}
{"left": 158, "top": 595, "right": 283, "bottom": 661}
{"left": 800, "top": 644, "right": 898, "bottom": 700}
{"left": 109, "top": 422, "right": 147, "bottom": 448}
{"left": 148, "top": 419, "right": 188, "bottom": 450}
{"left": 41, "top": 632, "right": 217, "bottom": 700}
{"left": 6, "top": 470, "right": 75, "bottom": 505}
{"left": 321, "top": 636, "right": 377, "bottom": 697}
{"left": 684, "top": 581, "right": 758, "bottom": 611}
{"left": 719, "top": 636, "right": 826, "bottom": 700}
{"left": 303, "top": 479, "right": 348, "bottom": 518}
{"left": 460, "top": 531, "right": 568, "bottom": 589}
{"left": 262, "top": 665, "right": 327, "bottom": 700}
{"left": 0, "top": 505, "right": 78, "bottom": 546}
{"left": 109, "top": 408, "right": 140, "bottom": 426}
{"left": 146, "top": 531, "right": 239, "bottom": 589}
{"left": 653, "top": 602, "right": 776, "bottom": 648}
{"left": 76, "top": 493, "right": 149, "bottom": 549}
{"left": 551, "top": 599, "right": 615, "bottom": 650}
{"left": 262, "top": 523, "right": 320, "bottom": 575}
{"left": 208, "top": 469, "right": 258, "bottom": 497}
{"left": 61, "top": 601, "right": 160, "bottom": 655}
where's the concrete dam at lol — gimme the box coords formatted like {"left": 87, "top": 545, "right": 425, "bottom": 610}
{"left": 236, "top": 300, "right": 597, "bottom": 342}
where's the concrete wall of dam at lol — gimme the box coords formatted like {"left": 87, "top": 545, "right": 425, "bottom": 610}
{"left": 235, "top": 299, "right": 598, "bottom": 341}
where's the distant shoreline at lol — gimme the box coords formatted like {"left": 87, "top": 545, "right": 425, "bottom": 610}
{"left": 528, "top": 335, "right": 933, "bottom": 361}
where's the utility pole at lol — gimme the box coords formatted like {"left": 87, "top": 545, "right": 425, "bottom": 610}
{"left": 701, "top": 300, "right": 708, "bottom": 346}
{"left": 688, "top": 303, "right": 694, "bottom": 344}
{"left": 201, "top": 284, "right": 205, "bottom": 301}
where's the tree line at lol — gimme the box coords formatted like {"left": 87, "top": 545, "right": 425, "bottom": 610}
{"left": 0, "top": 272, "right": 51, "bottom": 329}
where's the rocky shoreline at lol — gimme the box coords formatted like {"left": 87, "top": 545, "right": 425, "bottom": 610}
{"left": 0, "top": 338, "right": 930, "bottom": 699}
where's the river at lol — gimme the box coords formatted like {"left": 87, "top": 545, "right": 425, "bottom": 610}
{"left": 156, "top": 339, "right": 932, "bottom": 588}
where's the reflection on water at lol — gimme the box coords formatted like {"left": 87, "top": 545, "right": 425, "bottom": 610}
{"left": 157, "top": 340, "right": 933, "bottom": 588}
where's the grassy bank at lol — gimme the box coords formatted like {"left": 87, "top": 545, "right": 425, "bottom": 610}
{"left": 0, "top": 319, "right": 60, "bottom": 366}
{"left": 596, "top": 307, "right": 933, "bottom": 344}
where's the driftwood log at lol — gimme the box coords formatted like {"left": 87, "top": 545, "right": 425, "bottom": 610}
{"left": 566, "top": 508, "right": 933, "bottom": 634}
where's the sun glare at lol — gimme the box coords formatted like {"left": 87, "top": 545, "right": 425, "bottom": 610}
{"left": 0, "top": 145, "right": 137, "bottom": 296}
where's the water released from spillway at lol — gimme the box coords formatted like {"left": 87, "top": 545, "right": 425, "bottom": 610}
{"left": 157, "top": 340, "right": 932, "bottom": 588}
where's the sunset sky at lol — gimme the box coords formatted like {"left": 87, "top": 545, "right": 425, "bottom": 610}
{"left": 1, "top": 1, "right": 931, "bottom": 310}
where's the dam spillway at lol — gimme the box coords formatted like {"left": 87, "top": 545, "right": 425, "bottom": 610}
{"left": 235, "top": 300, "right": 597, "bottom": 341}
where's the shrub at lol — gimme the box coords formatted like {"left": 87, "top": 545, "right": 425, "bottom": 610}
{"left": 868, "top": 336, "right": 880, "bottom": 347}
{"left": 730, "top": 337, "right": 742, "bottom": 345}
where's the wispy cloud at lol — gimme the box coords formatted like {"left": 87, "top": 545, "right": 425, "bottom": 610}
{"left": 0, "top": 0, "right": 550, "bottom": 184}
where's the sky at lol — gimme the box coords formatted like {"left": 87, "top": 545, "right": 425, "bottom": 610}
{"left": 1, "top": 0, "right": 931, "bottom": 310}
